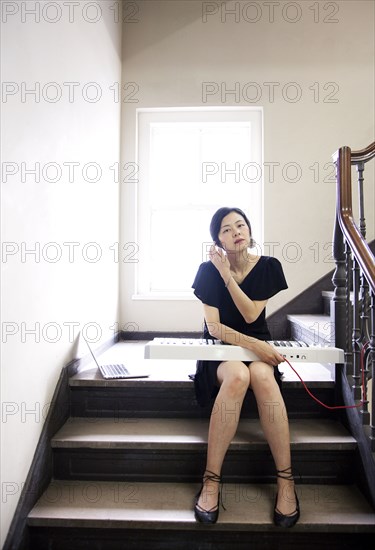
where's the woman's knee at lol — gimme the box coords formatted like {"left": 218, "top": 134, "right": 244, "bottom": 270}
{"left": 218, "top": 362, "right": 250, "bottom": 396}
{"left": 249, "top": 361, "right": 275, "bottom": 387}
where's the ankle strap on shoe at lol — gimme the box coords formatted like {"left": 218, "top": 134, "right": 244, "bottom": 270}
{"left": 203, "top": 470, "right": 222, "bottom": 484}
{"left": 202, "top": 470, "right": 226, "bottom": 511}
{"left": 276, "top": 467, "right": 294, "bottom": 480}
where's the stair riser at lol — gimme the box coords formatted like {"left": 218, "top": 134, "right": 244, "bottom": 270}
{"left": 289, "top": 321, "right": 334, "bottom": 346}
{"left": 52, "top": 448, "right": 356, "bottom": 484}
{"left": 70, "top": 387, "right": 336, "bottom": 419}
{"left": 29, "top": 527, "right": 374, "bottom": 550}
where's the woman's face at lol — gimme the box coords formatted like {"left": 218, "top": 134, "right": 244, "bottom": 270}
{"left": 218, "top": 211, "right": 251, "bottom": 252}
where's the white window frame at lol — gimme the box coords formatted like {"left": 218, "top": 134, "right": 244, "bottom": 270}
{"left": 133, "top": 107, "right": 264, "bottom": 300}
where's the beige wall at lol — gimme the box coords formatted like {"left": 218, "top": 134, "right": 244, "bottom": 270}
{"left": 120, "top": 0, "right": 374, "bottom": 331}
{"left": 1, "top": 1, "right": 122, "bottom": 544}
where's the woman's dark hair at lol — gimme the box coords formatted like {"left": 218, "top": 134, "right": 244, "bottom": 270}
{"left": 210, "top": 207, "right": 253, "bottom": 248}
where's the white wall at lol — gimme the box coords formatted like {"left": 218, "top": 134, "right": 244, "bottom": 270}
{"left": 1, "top": 1, "right": 122, "bottom": 544}
{"left": 120, "top": 0, "right": 374, "bottom": 331}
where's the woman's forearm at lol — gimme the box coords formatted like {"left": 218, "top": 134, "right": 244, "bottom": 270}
{"left": 206, "top": 320, "right": 285, "bottom": 365}
{"left": 225, "top": 276, "right": 264, "bottom": 324}
{"left": 206, "top": 320, "right": 256, "bottom": 350}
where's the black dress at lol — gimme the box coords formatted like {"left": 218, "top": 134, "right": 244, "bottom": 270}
{"left": 192, "top": 256, "right": 288, "bottom": 407}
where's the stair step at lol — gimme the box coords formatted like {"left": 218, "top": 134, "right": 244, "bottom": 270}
{"left": 51, "top": 418, "right": 356, "bottom": 484}
{"left": 52, "top": 417, "right": 355, "bottom": 451}
{"left": 28, "top": 480, "right": 375, "bottom": 531}
{"left": 287, "top": 314, "right": 334, "bottom": 345}
{"left": 70, "top": 362, "right": 336, "bottom": 387}
{"left": 71, "top": 341, "right": 337, "bottom": 391}
{"left": 70, "top": 363, "right": 337, "bottom": 419}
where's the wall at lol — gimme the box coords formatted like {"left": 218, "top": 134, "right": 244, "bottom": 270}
{"left": 120, "top": 0, "right": 374, "bottom": 331}
{"left": 0, "top": 1, "right": 122, "bottom": 544}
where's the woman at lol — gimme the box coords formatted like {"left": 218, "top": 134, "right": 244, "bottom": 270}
{"left": 192, "top": 207, "right": 299, "bottom": 528}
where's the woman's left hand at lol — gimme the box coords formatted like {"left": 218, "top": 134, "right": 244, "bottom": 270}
{"left": 251, "top": 339, "right": 286, "bottom": 365}
{"left": 209, "top": 244, "right": 231, "bottom": 281}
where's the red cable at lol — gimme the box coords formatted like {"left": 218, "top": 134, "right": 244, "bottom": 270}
{"left": 283, "top": 353, "right": 365, "bottom": 410}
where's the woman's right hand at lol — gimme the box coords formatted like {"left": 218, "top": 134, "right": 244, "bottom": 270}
{"left": 209, "top": 244, "right": 231, "bottom": 282}
{"left": 250, "top": 339, "right": 285, "bottom": 365}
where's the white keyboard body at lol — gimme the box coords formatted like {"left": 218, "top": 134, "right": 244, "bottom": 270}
{"left": 144, "top": 338, "right": 344, "bottom": 363}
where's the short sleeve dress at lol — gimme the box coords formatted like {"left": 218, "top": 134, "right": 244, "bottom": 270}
{"left": 192, "top": 256, "right": 288, "bottom": 407}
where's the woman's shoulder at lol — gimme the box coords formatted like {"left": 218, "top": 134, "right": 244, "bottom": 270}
{"left": 260, "top": 255, "right": 281, "bottom": 263}
{"left": 245, "top": 255, "right": 286, "bottom": 287}
{"left": 251, "top": 255, "right": 287, "bottom": 295}
{"left": 197, "top": 260, "right": 217, "bottom": 273}
{"left": 194, "top": 261, "right": 221, "bottom": 282}
{"left": 255, "top": 255, "right": 283, "bottom": 270}
{"left": 192, "top": 261, "right": 223, "bottom": 305}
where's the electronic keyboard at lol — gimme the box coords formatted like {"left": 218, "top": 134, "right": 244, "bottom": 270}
{"left": 144, "top": 338, "right": 344, "bottom": 363}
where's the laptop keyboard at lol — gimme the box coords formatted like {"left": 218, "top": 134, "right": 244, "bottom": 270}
{"left": 101, "top": 364, "right": 129, "bottom": 378}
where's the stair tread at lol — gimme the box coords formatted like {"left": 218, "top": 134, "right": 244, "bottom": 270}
{"left": 51, "top": 418, "right": 356, "bottom": 450}
{"left": 322, "top": 290, "right": 354, "bottom": 300}
{"left": 287, "top": 314, "right": 331, "bottom": 326}
{"left": 27, "top": 480, "right": 375, "bottom": 531}
{"left": 287, "top": 314, "right": 334, "bottom": 343}
{"left": 70, "top": 340, "right": 337, "bottom": 388}
{"left": 70, "top": 364, "right": 336, "bottom": 388}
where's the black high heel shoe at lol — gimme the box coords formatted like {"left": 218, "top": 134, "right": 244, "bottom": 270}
{"left": 273, "top": 467, "right": 300, "bottom": 528}
{"left": 194, "top": 470, "right": 225, "bottom": 524}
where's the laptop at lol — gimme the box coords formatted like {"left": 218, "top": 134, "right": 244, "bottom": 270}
{"left": 84, "top": 337, "right": 150, "bottom": 380}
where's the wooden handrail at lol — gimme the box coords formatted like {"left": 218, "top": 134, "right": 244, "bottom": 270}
{"left": 350, "top": 141, "right": 375, "bottom": 164}
{"left": 332, "top": 143, "right": 375, "bottom": 294}
{"left": 332, "top": 142, "right": 375, "bottom": 165}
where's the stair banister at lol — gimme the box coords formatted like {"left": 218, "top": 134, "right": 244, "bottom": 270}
{"left": 332, "top": 141, "right": 375, "bottom": 456}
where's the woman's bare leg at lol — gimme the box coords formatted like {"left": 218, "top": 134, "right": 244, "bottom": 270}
{"left": 197, "top": 360, "right": 297, "bottom": 517}
{"left": 249, "top": 361, "right": 297, "bottom": 516}
{"left": 196, "top": 360, "right": 250, "bottom": 512}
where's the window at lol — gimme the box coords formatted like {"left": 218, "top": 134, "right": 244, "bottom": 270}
{"left": 135, "top": 107, "right": 263, "bottom": 298}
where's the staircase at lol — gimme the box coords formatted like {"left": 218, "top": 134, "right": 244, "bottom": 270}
{"left": 26, "top": 336, "right": 375, "bottom": 549}
{"left": 7, "top": 141, "right": 374, "bottom": 548}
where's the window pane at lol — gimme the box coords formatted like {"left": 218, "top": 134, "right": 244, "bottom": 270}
{"left": 150, "top": 208, "right": 212, "bottom": 292}
{"left": 136, "top": 109, "right": 263, "bottom": 295}
{"left": 150, "top": 125, "right": 199, "bottom": 207}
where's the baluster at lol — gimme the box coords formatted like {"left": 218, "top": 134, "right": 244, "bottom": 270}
{"left": 356, "top": 161, "right": 366, "bottom": 238}
{"left": 369, "top": 291, "right": 375, "bottom": 451}
{"left": 344, "top": 240, "right": 353, "bottom": 374}
{"left": 332, "top": 215, "right": 347, "bottom": 351}
{"left": 352, "top": 257, "right": 362, "bottom": 403}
